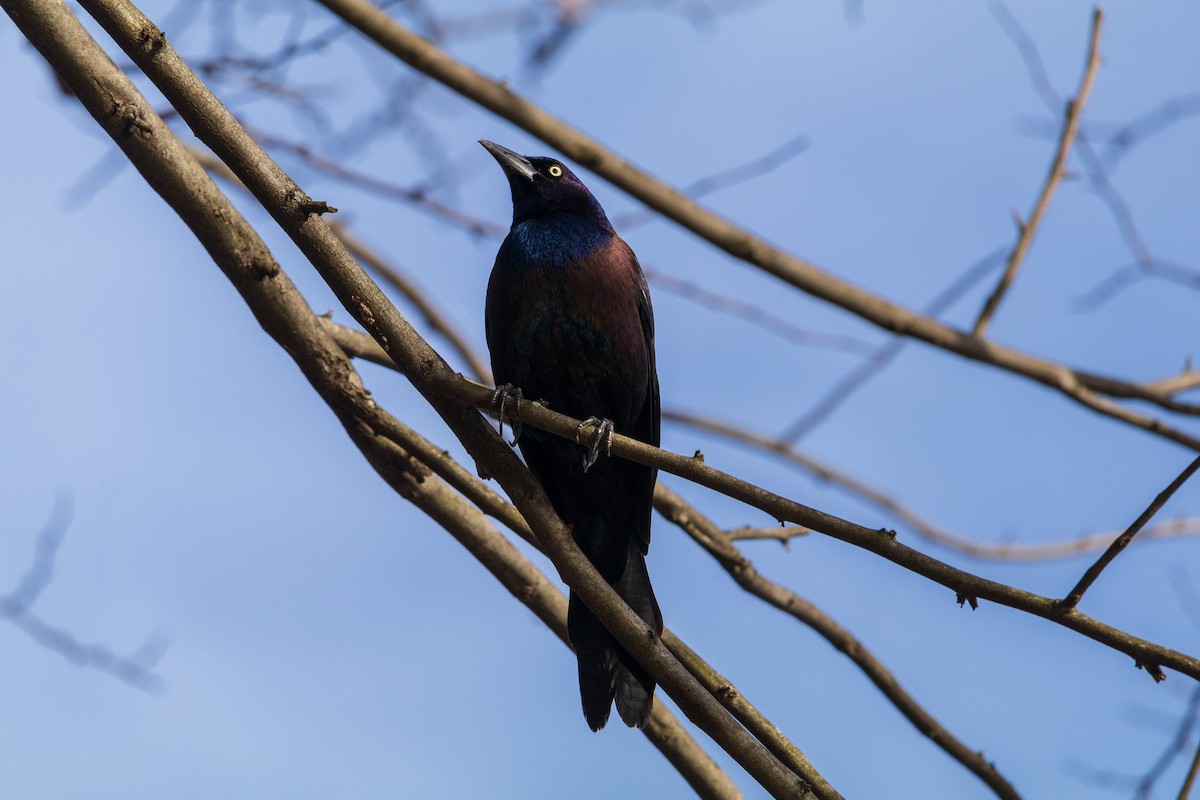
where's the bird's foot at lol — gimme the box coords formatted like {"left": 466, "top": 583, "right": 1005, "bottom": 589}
{"left": 491, "top": 384, "right": 524, "bottom": 445}
{"left": 575, "top": 416, "right": 614, "bottom": 472}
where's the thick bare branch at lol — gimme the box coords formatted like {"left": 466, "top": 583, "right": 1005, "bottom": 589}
{"left": 972, "top": 8, "right": 1103, "bottom": 337}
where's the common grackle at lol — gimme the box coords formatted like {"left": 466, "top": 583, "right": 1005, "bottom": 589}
{"left": 481, "top": 140, "right": 662, "bottom": 731}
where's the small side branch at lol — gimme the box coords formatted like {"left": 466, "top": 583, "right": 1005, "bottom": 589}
{"left": 972, "top": 7, "right": 1103, "bottom": 337}
{"left": 1058, "top": 453, "right": 1200, "bottom": 612}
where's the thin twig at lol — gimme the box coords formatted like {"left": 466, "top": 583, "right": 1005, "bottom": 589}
{"left": 0, "top": 496, "right": 165, "bottom": 691}
{"left": 1059, "top": 454, "right": 1200, "bottom": 610}
{"left": 991, "top": 3, "right": 1200, "bottom": 312}
{"left": 972, "top": 8, "right": 1103, "bottom": 337}
{"left": 251, "top": 128, "right": 508, "bottom": 238}
{"left": 1102, "top": 91, "right": 1200, "bottom": 168}
{"left": 781, "top": 246, "right": 1006, "bottom": 443}
{"left": 644, "top": 267, "right": 875, "bottom": 356}
{"left": 674, "top": 408, "right": 1200, "bottom": 560}
{"left": 1135, "top": 687, "right": 1200, "bottom": 800}
{"left": 726, "top": 526, "right": 810, "bottom": 543}
{"left": 1145, "top": 369, "right": 1200, "bottom": 397}
{"left": 613, "top": 134, "right": 811, "bottom": 230}
{"left": 1179, "top": 738, "right": 1200, "bottom": 800}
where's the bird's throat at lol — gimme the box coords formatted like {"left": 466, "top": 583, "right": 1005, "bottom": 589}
{"left": 505, "top": 214, "right": 613, "bottom": 269}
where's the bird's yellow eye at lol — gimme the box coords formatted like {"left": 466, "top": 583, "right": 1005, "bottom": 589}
{"left": 548, "top": 164, "right": 563, "bottom": 177}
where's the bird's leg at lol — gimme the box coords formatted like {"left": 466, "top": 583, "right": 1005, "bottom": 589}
{"left": 575, "top": 416, "right": 614, "bottom": 472}
{"left": 491, "top": 384, "right": 524, "bottom": 445}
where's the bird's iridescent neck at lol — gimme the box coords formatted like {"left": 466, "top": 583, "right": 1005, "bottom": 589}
{"left": 502, "top": 213, "right": 615, "bottom": 268}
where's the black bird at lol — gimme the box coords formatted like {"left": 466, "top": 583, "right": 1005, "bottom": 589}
{"left": 481, "top": 140, "right": 662, "bottom": 731}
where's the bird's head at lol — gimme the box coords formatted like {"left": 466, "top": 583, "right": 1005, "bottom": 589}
{"left": 480, "top": 140, "right": 610, "bottom": 228}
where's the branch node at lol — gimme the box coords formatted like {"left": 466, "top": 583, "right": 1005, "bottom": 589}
{"left": 112, "top": 100, "right": 152, "bottom": 140}
{"left": 1135, "top": 660, "right": 1167, "bottom": 683}
{"left": 288, "top": 189, "right": 338, "bottom": 216}
{"left": 136, "top": 25, "right": 165, "bottom": 54}
{"left": 956, "top": 593, "right": 979, "bottom": 610}
{"left": 350, "top": 294, "right": 376, "bottom": 328}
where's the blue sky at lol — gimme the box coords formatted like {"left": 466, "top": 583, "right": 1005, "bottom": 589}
{"left": 2, "top": 2, "right": 1199, "bottom": 798}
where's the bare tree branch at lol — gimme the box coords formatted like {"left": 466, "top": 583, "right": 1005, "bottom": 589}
{"left": 32, "top": 2, "right": 830, "bottom": 794}
{"left": 972, "top": 8, "right": 1103, "bottom": 337}
{"left": 494, "top": 392, "right": 1200, "bottom": 681}
{"left": 1179, "top": 736, "right": 1200, "bottom": 800}
{"left": 644, "top": 267, "right": 875, "bottom": 356}
{"left": 5, "top": 3, "right": 758, "bottom": 794}
{"left": 1141, "top": 687, "right": 1200, "bottom": 800}
{"left": 653, "top": 484, "right": 1021, "bottom": 800}
{"left": 991, "top": 1, "right": 1200, "bottom": 310}
{"left": 319, "top": 310, "right": 1200, "bottom": 685}
{"left": 339, "top": 369, "right": 822, "bottom": 796}
{"left": 612, "top": 134, "right": 811, "bottom": 230}
{"left": 1101, "top": 91, "right": 1200, "bottom": 168}
{"left": 313, "top": 0, "right": 1200, "bottom": 451}
{"left": 1, "top": 496, "right": 166, "bottom": 691}
{"left": 329, "top": 222, "right": 493, "bottom": 383}
{"left": 1059, "top": 454, "right": 1200, "bottom": 611}
{"left": 781, "top": 246, "right": 1006, "bottom": 442}
{"left": 187, "top": 146, "right": 492, "bottom": 383}
{"left": 1146, "top": 369, "right": 1200, "bottom": 398}
{"left": 11, "top": 1, "right": 1199, "bottom": 796}
{"left": 726, "top": 526, "right": 810, "bottom": 543}
{"left": 672, "top": 408, "right": 1200, "bottom": 560}
{"left": 249, "top": 128, "right": 507, "bottom": 237}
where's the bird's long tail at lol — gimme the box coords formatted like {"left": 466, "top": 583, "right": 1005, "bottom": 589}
{"left": 569, "top": 545, "right": 663, "bottom": 731}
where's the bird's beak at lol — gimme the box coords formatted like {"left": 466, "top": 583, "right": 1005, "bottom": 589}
{"left": 480, "top": 140, "right": 538, "bottom": 182}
